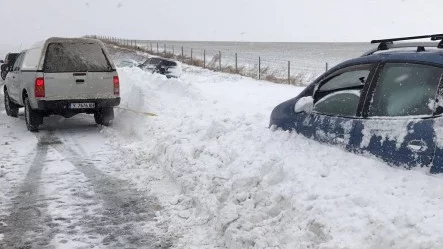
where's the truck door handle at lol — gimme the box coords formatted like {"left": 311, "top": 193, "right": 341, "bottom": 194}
{"left": 407, "top": 140, "right": 427, "bottom": 152}
{"left": 76, "top": 79, "right": 85, "bottom": 83}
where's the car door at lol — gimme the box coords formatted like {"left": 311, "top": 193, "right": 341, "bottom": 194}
{"left": 354, "top": 62, "right": 443, "bottom": 168}
{"left": 7, "top": 52, "right": 25, "bottom": 102}
{"left": 296, "top": 63, "right": 376, "bottom": 150}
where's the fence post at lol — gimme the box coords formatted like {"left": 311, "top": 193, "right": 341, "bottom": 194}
{"left": 204, "top": 50, "right": 206, "bottom": 68}
{"left": 258, "top": 57, "right": 261, "bottom": 80}
{"left": 219, "top": 51, "right": 221, "bottom": 71}
{"left": 235, "top": 53, "right": 238, "bottom": 73}
{"left": 288, "top": 61, "right": 291, "bottom": 84}
{"left": 181, "top": 46, "right": 184, "bottom": 58}
{"left": 164, "top": 44, "right": 166, "bottom": 55}
{"left": 191, "top": 48, "right": 193, "bottom": 65}
{"left": 325, "top": 62, "right": 328, "bottom": 72}
{"left": 157, "top": 42, "right": 159, "bottom": 53}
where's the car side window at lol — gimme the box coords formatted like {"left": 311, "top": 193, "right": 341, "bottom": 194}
{"left": 369, "top": 63, "right": 443, "bottom": 117}
{"left": 12, "top": 53, "right": 24, "bottom": 71}
{"left": 313, "top": 64, "right": 372, "bottom": 117}
{"left": 151, "top": 58, "right": 162, "bottom": 65}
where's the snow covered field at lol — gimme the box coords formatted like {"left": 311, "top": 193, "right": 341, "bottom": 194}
{"left": 3, "top": 63, "right": 443, "bottom": 248}
{"left": 136, "top": 41, "right": 375, "bottom": 79}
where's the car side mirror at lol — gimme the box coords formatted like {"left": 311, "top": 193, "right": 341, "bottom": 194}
{"left": 0, "top": 60, "right": 4, "bottom": 63}
{"left": 294, "top": 96, "right": 314, "bottom": 113}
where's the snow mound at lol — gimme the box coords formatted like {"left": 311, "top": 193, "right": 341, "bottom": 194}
{"left": 106, "top": 67, "right": 443, "bottom": 249}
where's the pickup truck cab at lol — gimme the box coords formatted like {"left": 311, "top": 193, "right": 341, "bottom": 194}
{"left": 3, "top": 37, "right": 120, "bottom": 131}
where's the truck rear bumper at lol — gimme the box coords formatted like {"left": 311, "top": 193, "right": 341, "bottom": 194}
{"left": 36, "top": 98, "right": 120, "bottom": 112}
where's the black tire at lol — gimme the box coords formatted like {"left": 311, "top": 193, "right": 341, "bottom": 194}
{"left": 94, "top": 108, "right": 114, "bottom": 126}
{"left": 1, "top": 70, "right": 6, "bottom": 80}
{"left": 4, "top": 89, "right": 19, "bottom": 117}
{"left": 24, "top": 97, "right": 42, "bottom": 132}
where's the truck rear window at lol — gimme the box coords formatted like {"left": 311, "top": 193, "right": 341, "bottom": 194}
{"left": 44, "top": 42, "right": 112, "bottom": 73}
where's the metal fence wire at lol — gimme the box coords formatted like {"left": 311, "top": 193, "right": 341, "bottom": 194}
{"left": 90, "top": 35, "right": 330, "bottom": 86}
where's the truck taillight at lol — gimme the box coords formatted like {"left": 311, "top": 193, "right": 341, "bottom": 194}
{"left": 113, "top": 76, "right": 120, "bottom": 95}
{"left": 35, "top": 77, "right": 45, "bottom": 97}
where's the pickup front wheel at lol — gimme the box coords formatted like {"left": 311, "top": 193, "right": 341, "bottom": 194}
{"left": 4, "top": 89, "right": 19, "bottom": 117}
{"left": 94, "top": 108, "right": 114, "bottom": 126}
{"left": 24, "top": 97, "right": 43, "bottom": 132}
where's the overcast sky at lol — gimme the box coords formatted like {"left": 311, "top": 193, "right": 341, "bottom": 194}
{"left": 1, "top": 0, "right": 443, "bottom": 51}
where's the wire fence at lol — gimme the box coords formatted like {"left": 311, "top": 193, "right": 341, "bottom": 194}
{"left": 88, "top": 35, "right": 332, "bottom": 86}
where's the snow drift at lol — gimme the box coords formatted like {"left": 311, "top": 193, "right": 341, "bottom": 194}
{"left": 102, "top": 66, "right": 443, "bottom": 249}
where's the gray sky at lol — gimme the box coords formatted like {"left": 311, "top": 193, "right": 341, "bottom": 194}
{"left": 1, "top": 0, "right": 443, "bottom": 52}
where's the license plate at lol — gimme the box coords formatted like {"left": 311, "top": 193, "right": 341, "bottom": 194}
{"left": 69, "top": 103, "right": 95, "bottom": 109}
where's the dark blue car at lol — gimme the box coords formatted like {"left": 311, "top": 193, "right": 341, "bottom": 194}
{"left": 270, "top": 34, "right": 443, "bottom": 173}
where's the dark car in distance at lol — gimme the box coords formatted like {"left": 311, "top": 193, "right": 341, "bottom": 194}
{"left": 270, "top": 34, "right": 443, "bottom": 174}
{"left": 138, "top": 57, "right": 182, "bottom": 78}
{"left": 1, "top": 53, "right": 19, "bottom": 80}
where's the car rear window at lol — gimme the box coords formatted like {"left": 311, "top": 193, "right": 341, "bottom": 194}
{"left": 161, "top": 60, "right": 177, "bottom": 67}
{"left": 44, "top": 42, "right": 112, "bottom": 73}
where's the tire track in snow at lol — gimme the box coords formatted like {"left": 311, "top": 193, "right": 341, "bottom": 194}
{"left": 43, "top": 128, "right": 172, "bottom": 248}
{"left": 0, "top": 135, "right": 58, "bottom": 249}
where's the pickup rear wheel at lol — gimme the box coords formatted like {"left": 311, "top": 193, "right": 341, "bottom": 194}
{"left": 4, "top": 89, "right": 19, "bottom": 117}
{"left": 94, "top": 108, "right": 114, "bottom": 126}
{"left": 24, "top": 97, "right": 42, "bottom": 132}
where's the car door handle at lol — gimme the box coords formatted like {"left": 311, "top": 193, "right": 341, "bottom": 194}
{"left": 407, "top": 140, "right": 427, "bottom": 152}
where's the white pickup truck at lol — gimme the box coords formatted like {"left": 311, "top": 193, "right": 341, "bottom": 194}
{"left": 3, "top": 37, "right": 120, "bottom": 132}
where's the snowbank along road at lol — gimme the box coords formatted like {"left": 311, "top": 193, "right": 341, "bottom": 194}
{"left": 3, "top": 48, "right": 443, "bottom": 248}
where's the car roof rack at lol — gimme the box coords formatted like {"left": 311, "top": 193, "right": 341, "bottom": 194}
{"left": 363, "top": 34, "right": 443, "bottom": 56}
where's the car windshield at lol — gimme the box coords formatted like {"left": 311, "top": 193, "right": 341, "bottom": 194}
{"left": 2, "top": 1, "right": 443, "bottom": 249}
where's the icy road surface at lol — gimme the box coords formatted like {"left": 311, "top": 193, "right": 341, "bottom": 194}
{"left": 0, "top": 86, "right": 171, "bottom": 248}
{"left": 2, "top": 65, "right": 443, "bottom": 249}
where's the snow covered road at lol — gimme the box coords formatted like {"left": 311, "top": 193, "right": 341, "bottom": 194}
{"left": 0, "top": 88, "right": 171, "bottom": 248}
{"left": 2, "top": 64, "right": 443, "bottom": 248}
